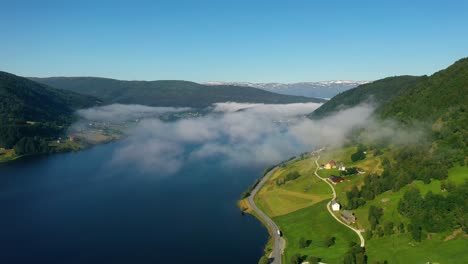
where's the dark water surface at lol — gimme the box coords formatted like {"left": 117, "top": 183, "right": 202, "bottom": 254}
{"left": 0, "top": 142, "right": 268, "bottom": 263}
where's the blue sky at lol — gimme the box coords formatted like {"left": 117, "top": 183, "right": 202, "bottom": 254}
{"left": 1, "top": 0, "right": 468, "bottom": 82}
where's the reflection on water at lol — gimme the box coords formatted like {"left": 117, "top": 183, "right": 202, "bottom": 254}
{"left": 0, "top": 141, "right": 268, "bottom": 264}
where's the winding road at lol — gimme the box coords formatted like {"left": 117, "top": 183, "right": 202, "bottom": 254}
{"left": 248, "top": 167, "right": 285, "bottom": 264}
{"left": 248, "top": 155, "right": 364, "bottom": 264}
{"left": 313, "top": 155, "right": 365, "bottom": 247}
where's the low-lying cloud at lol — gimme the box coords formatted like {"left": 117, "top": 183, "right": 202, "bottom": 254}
{"left": 75, "top": 102, "right": 425, "bottom": 175}
{"left": 77, "top": 104, "right": 191, "bottom": 122}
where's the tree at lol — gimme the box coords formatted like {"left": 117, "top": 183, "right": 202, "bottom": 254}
{"left": 258, "top": 256, "right": 269, "bottom": 264}
{"left": 306, "top": 256, "right": 319, "bottom": 264}
{"left": 299, "top": 237, "right": 308, "bottom": 248}
{"left": 324, "top": 236, "right": 336, "bottom": 247}
{"left": 377, "top": 226, "right": 384, "bottom": 237}
{"left": 343, "top": 242, "right": 367, "bottom": 264}
{"left": 351, "top": 150, "right": 366, "bottom": 162}
{"left": 398, "top": 223, "right": 405, "bottom": 233}
{"left": 384, "top": 221, "right": 394, "bottom": 235}
{"left": 290, "top": 253, "right": 302, "bottom": 264}
{"left": 408, "top": 224, "right": 422, "bottom": 242}
{"left": 368, "top": 206, "right": 384, "bottom": 230}
{"left": 355, "top": 252, "right": 367, "bottom": 264}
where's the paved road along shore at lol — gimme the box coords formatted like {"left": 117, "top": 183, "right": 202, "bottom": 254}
{"left": 248, "top": 167, "right": 285, "bottom": 264}
{"left": 313, "top": 155, "right": 365, "bottom": 247}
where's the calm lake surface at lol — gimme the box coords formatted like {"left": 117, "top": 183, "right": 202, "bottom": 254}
{"left": 0, "top": 141, "right": 268, "bottom": 263}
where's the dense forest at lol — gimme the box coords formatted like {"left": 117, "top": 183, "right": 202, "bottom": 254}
{"left": 335, "top": 58, "right": 468, "bottom": 245}
{"left": 31, "top": 77, "right": 326, "bottom": 108}
{"left": 308, "top": 75, "right": 422, "bottom": 119}
{"left": 0, "top": 71, "right": 100, "bottom": 156}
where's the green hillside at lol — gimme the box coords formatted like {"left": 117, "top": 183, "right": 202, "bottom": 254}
{"left": 378, "top": 58, "right": 468, "bottom": 123}
{"left": 31, "top": 77, "right": 326, "bottom": 107}
{"left": 377, "top": 58, "right": 468, "bottom": 166}
{"left": 326, "top": 59, "right": 468, "bottom": 261}
{"left": 0, "top": 71, "right": 100, "bottom": 157}
{"left": 308, "top": 75, "right": 422, "bottom": 119}
{"left": 247, "top": 58, "right": 468, "bottom": 263}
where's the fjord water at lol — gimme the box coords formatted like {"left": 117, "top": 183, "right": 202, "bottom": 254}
{"left": 0, "top": 142, "right": 268, "bottom": 263}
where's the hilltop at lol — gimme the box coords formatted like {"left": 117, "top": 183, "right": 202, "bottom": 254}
{"left": 308, "top": 76, "right": 422, "bottom": 119}
{"left": 378, "top": 58, "right": 468, "bottom": 122}
{"left": 31, "top": 77, "right": 326, "bottom": 108}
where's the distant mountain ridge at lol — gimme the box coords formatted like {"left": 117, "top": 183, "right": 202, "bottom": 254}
{"left": 204, "top": 80, "right": 369, "bottom": 99}
{"left": 31, "top": 77, "right": 326, "bottom": 108}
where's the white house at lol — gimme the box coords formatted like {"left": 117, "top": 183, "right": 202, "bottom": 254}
{"left": 338, "top": 163, "right": 346, "bottom": 171}
{"left": 331, "top": 201, "right": 341, "bottom": 211}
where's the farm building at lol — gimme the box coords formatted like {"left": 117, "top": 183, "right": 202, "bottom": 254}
{"left": 338, "top": 162, "right": 346, "bottom": 171}
{"left": 331, "top": 200, "right": 341, "bottom": 211}
{"left": 329, "top": 175, "right": 344, "bottom": 183}
{"left": 325, "top": 160, "right": 337, "bottom": 169}
{"left": 341, "top": 210, "right": 356, "bottom": 224}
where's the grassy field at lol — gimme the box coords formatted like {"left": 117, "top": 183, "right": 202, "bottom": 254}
{"left": 352, "top": 164, "right": 468, "bottom": 263}
{"left": 254, "top": 158, "right": 332, "bottom": 217}
{"left": 252, "top": 156, "right": 359, "bottom": 263}
{"left": 352, "top": 164, "right": 468, "bottom": 231}
{"left": 0, "top": 148, "right": 19, "bottom": 162}
{"left": 49, "top": 140, "right": 84, "bottom": 152}
{"left": 252, "top": 147, "right": 468, "bottom": 264}
{"left": 316, "top": 147, "right": 388, "bottom": 208}
{"left": 365, "top": 231, "right": 468, "bottom": 263}
{"left": 275, "top": 200, "right": 359, "bottom": 264}
{"left": 448, "top": 165, "right": 468, "bottom": 185}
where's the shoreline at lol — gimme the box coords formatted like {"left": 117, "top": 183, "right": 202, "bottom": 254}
{"left": 0, "top": 137, "right": 121, "bottom": 165}
{"left": 239, "top": 156, "right": 301, "bottom": 264}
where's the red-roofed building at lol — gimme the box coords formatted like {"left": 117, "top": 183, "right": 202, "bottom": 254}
{"left": 325, "top": 160, "right": 337, "bottom": 169}
{"left": 329, "top": 175, "right": 344, "bottom": 183}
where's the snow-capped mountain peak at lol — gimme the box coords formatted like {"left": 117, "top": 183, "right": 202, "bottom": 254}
{"left": 202, "top": 81, "right": 369, "bottom": 99}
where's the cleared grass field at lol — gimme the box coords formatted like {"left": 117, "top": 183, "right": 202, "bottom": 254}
{"left": 448, "top": 165, "right": 468, "bottom": 185}
{"left": 274, "top": 200, "right": 359, "bottom": 264}
{"left": 353, "top": 165, "right": 468, "bottom": 263}
{"left": 316, "top": 148, "right": 388, "bottom": 208}
{"left": 353, "top": 165, "right": 468, "bottom": 230}
{"left": 255, "top": 158, "right": 332, "bottom": 217}
{"left": 366, "top": 232, "right": 468, "bottom": 263}
{"left": 253, "top": 147, "right": 467, "bottom": 264}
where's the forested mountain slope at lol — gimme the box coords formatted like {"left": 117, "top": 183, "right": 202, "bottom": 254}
{"left": 308, "top": 76, "right": 422, "bottom": 119}
{"left": 0, "top": 71, "right": 100, "bottom": 154}
{"left": 375, "top": 58, "right": 468, "bottom": 165}
{"left": 31, "top": 77, "right": 326, "bottom": 107}
{"left": 305, "top": 58, "right": 468, "bottom": 262}
{"left": 378, "top": 58, "right": 468, "bottom": 122}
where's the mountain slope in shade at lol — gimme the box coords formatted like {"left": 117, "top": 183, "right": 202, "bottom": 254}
{"left": 0, "top": 71, "right": 101, "bottom": 152}
{"left": 0, "top": 71, "right": 100, "bottom": 124}
{"left": 31, "top": 77, "right": 326, "bottom": 107}
{"left": 308, "top": 76, "right": 422, "bottom": 119}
